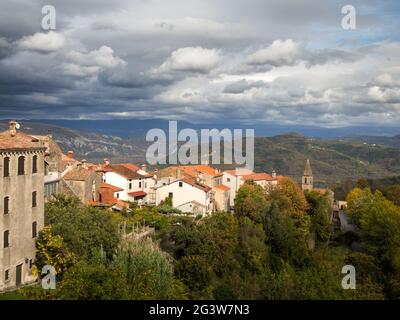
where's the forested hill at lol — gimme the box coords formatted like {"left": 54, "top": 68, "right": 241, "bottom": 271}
{"left": 253, "top": 133, "right": 400, "bottom": 185}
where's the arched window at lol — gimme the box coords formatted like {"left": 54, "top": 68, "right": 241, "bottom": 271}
{"left": 18, "top": 156, "right": 25, "bottom": 175}
{"left": 3, "top": 157, "right": 10, "bottom": 177}
{"left": 32, "top": 155, "right": 38, "bottom": 174}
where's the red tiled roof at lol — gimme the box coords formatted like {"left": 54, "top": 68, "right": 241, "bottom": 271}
{"left": 100, "top": 183, "right": 123, "bottom": 192}
{"left": 180, "top": 165, "right": 223, "bottom": 177}
{"left": 243, "top": 172, "right": 273, "bottom": 181}
{"left": 0, "top": 130, "right": 46, "bottom": 151}
{"left": 120, "top": 163, "right": 140, "bottom": 171}
{"left": 224, "top": 168, "right": 254, "bottom": 177}
{"left": 178, "top": 200, "right": 206, "bottom": 208}
{"left": 63, "top": 167, "right": 95, "bottom": 181}
{"left": 104, "top": 163, "right": 144, "bottom": 179}
{"left": 180, "top": 177, "right": 212, "bottom": 192}
{"left": 214, "top": 184, "right": 230, "bottom": 191}
{"left": 128, "top": 191, "right": 147, "bottom": 197}
{"left": 313, "top": 188, "right": 330, "bottom": 195}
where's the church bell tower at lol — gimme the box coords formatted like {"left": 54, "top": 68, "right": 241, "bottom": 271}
{"left": 302, "top": 159, "right": 313, "bottom": 191}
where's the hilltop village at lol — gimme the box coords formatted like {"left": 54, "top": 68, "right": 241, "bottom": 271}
{"left": 0, "top": 121, "right": 339, "bottom": 291}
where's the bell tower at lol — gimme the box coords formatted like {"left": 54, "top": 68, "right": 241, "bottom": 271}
{"left": 302, "top": 159, "right": 313, "bottom": 191}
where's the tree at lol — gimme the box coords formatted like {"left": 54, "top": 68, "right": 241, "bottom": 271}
{"left": 306, "top": 191, "right": 332, "bottom": 242}
{"left": 234, "top": 181, "right": 268, "bottom": 223}
{"left": 384, "top": 185, "right": 400, "bottom": 206}
{"left": 58, "top": 259, "right": 128, "bottom": 300}
{"left": 346, "top": 187, "right": 373, "bottom": 226}
{"left": 266, "top": 177, "right": 308, "bottom": 217}
{"left": 45, "top": 195, "right": 120, "bottom": 260}
{"left": 35, "top": 225, "right": 76, "bottom": 279}
{"left": 112, "top": 239, "right": 188, "bottom": 299}
{"left": 263, "top": 202, "right": 310, "bottom": 267}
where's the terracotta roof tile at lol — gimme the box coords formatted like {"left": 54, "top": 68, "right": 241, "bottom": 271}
{"left": 0, "top": 130, "right": 46, "bottom": 150}
{"left": 63, "top": 167, "right": 95, "bottom": 181}
{"left": 243, "top": 172, "right": 273, "bottom": 181}
{"left": 100, "top": 183, "right": 123, "bottom": 192}
{"left": 214, "top": 184, "right": 230, "bottom": 191}
{"left": 104, "top": 163, "right": 144, "bottom": 179}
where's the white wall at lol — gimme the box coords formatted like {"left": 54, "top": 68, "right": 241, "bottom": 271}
{"left": 104, "top": 171, "right": 129, "bottom": 200}
{"left": 155, "top": 180, "right": 212, "bottom": 212}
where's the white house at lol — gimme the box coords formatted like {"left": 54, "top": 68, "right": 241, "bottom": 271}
{"left": 103, "top": 163, "right": 156, "bottom": 204}
{"left": 155, "top": 177, "right": 213, "bottom": 214}
{"left": 223, "top": 168, "right": 281, "bottom": 209}
{"left": 222, "top": 168, "right": 254, "bottom": 208}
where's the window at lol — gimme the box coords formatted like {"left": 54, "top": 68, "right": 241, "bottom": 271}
{"left": 3, "top": 157, "right": 10, "bottom": 177}
{"left": 4, "top": 197, "right": 9, "bottom": 215}
{"left": 32, "top": 155, "right": 38, "bottom": 174}
{"left": 116, "top": 193, "right": 119, "bottom": 199}
{"left": 139, "top": 182, "right": 142, "bottom": 188}
{"left": 18, "top": 156, "right": 25, "bottom": 175}
{"left": 179, "top": 182, "right": 183, "bottom": 187}
{"left": 32, "top": 222, "right": 37, "bottom": 238}
{"left": 227, "top": 178, "right": 231, "bottom": 183}
{"left": 129, "top": 183, "right": 132, "bottom": 189}
{"left": 5, "top": 270, "right": 9, "bottom": 282}
{"left": 3, "top": 230, "right": 9, "bottom": 248}
{"left": 32, "top": 191, "right": 37, "bottom": 208}
{"left": 168, "top": 192, "right": 173, "bottom": 198}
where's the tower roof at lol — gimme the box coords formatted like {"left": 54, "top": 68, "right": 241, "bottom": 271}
{"left": 304, "top": 159, "right": 312, "bottom": 176}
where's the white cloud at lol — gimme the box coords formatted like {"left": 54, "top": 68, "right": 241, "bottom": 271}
{"left": 247, "top": 39, "right": 301, "bottom": 66}
{"left": 367, "top": 86, "right": 400, "bottom": 103}
{"left": 17, "top": 31, "right": 65, "bottom": 52}
{"left": 66, "top": 46, "right": 126, "bottom": 68}
{"left": 155, "top": 46, "right": 221, "bottom": 73}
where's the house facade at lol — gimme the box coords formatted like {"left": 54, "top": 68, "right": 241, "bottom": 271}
{"left": 0, "top": 121, "right": 46, "bottom": 291}
{"left": 155, "top": 178, "right": 213, "bottom": 214}
{"left": 103, "top": 163, "right": 156, "bottom": 204}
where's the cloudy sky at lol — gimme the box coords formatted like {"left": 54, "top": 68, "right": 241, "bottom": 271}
{"left": 0, "top": 0, "right": 399, "bottom": 127}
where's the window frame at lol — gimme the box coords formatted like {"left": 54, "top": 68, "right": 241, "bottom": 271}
{"left": 3, "top": 230, "right": 9, "bottom": 248}
{"left": 3, "top": 157, "right": 10, "bottom": 177}
{"left": 4, "top": 196, "right": 9, "bottom": 215}
{"left": 32, "top": 221, "right": 37, "bottom": 238}
{"left": 18, "top": 156, "right": 25, "bottom": 176}
{"left": 32, "top": 155, "right": 38, "bottom": 174}
{"left": 32, "top": 191, "right": 37, "bottom": 208}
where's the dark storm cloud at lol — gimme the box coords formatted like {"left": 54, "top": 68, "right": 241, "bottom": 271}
{"left": 0, "top": 0, "right": 399, "bottom": 127}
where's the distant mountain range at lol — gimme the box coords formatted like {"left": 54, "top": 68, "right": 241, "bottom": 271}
{"left": 1, "top": 120, "right": 400, "bottom": 186}
{"left": 19, "top": 119, "right": 400, "bottom": 139}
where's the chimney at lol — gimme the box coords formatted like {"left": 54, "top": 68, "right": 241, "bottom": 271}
{"left": 81, "top": 159, "right": 87, "bottom": 169}
{"left": 272, "top": 170, "right": 277, "bottom": 179}
{"left": 103, "top": 159, "right": 110, "bottom": 166}
{"left": 9, "top": 120, "right": 17, "bottom": 137}
{"left": 67, "top": 151, "right": 74, "bottom": 159}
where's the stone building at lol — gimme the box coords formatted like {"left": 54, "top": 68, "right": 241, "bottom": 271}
{"left": 0, "top": 121, "right": 46, "bottom": 291}
{"left": 62, "top": 161, "right": 103, "bottom": 205}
